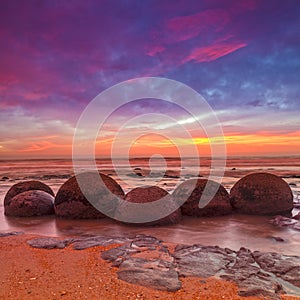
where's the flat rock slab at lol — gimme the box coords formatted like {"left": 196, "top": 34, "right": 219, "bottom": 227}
{"left": 102, "top": 235, "right": 181, "bottom": 291}
{"left": 253, "top": 251, "right": 300, "bottom": 288}
{"left": 0, "top": 231, "right": 23, "bottom": 237}
{"left": 27, "top": 235, "right": 132, "bottom": 250}
{"left": 221, "top": 248, "right": 284, "bottom": 299}
{"left": 27, "top": 237, "right": 72, "bottom": 249}
{"left": 270, "top": 215, "right": 300, "bottom": 231}
{"left": 117, "top": 257, "right": 181, "bottom": 292}
{"left": 71, "top": 236, "right": 132, "bottom": 250}
{"left": 173, "top": 244, "right": 235, "bottom": 278}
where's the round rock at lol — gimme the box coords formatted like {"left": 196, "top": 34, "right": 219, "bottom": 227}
{"left": 4, "top": 180, "right": 54, "bottom": 206}
{"left": 230, "top": 172, "right": 293, "bottom": 215}
{"left": 116, "top": 186, "right": 181, "bottom": 226}
{"left": 54, "top": 172, "right": 125, "bottom": 219}
{"left": 172, "top": 179, "right": 232, "bottom": 217}
{"left": 4, "top": 190, "right": 55, "bottom": 217}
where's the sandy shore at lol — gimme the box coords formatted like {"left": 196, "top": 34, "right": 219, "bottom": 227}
{"left": 0, "top": 234, "right": 299, "bottom": 300}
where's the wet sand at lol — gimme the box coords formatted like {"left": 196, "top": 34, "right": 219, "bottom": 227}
{"left": 0, "top": 234, "right": 299, "bottom": 300}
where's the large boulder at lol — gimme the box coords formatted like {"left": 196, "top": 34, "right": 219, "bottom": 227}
{"left": 230, "top": 172, "right": 293, "bottom": 215}
{"left": 115, "top": 186, "right": 181, "bottom": 226}
{"left": 4, "top": 190, "right": 55, "bottom": 217}
{"left": 172, "top": 179, "right": 232, "bottom": 217}
{"left": 4, "top": 180, "right": 54, "bottom": 206}
{"left": 54, "top": 172, "right": 124, "bottom": 219}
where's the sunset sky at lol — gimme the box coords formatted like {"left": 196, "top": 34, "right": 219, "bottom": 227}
{"left": 0, "top": 0, "right": 299, "bottom": 158}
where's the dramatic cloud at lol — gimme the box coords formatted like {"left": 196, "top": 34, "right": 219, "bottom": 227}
{"left": 183, "top": 41, "right": 247, "bottom": 63}
{"left": 0, "top": 0, "right": 299, "bottom": 157}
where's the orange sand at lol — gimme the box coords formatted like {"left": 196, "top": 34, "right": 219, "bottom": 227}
{"left": 0, "top": 235, "right": 299, "bottom": 300}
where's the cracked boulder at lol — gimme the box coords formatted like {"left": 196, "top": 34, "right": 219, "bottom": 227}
{"left": 54, "top": 172, "right": 124, "bottom": 219}
{"left": 173, "top": 179, "right": 232, "bottom": 217}
{"left": 230, "top": 172, "right": 293, "bottom": 215}
{"left": 5, "top": 190, "right": 55, "bottom": 217}
{"left": 115, "top": 186, "right": 181, "bottom": 226}
{"left": 4, "top": 180, "right": 54, "bottom": 207}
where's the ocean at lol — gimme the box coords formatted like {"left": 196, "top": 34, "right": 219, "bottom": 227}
{"left": 0, "top": 157, "right": 299, "bottom": 256}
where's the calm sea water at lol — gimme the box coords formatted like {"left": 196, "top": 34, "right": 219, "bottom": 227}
{"left": 0, "top": 157, "right": 300, "bottom": 256}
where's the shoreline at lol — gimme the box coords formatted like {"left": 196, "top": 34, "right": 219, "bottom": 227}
{"left": 1, "top": 232, "right": 299, "bottom": 299}
{"left": 2, "top": 208, "right": 300, "bottom": 257}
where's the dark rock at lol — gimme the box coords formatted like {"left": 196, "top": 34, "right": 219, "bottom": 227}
{"left": 100, "top": 234, "right": 300, "bottom": 297}
{"left": 101, "top": 235, "right": 165, "bottom": 266}
{"left": 294, "top": 201, "right": 300, "bottom": 209}
{"left": 230, "top": 172, "right": 293, "bottom": 215}
{"left": 174, "top": 244, "right": 234, "bottom": 277}
{"left": 270, "top": 215, "right": 298, "bottom": 227}
{"left": 253, "top": 251, "right": 300, "bottom": 288}
{"left": 131, "top": 168, "right": 148, "bottom": 177}
{"left": 232, "top": 168, "right": 236, "bottom": 170}
{"left": 72, "top": 236, "right": 131, "bottom": 250}
{"left": 41, "top": 174, "right": 70, "bottom": 180}
{"left": 221, "top": 247, "right": 285, "bottom": 299}
{"left": 162, "top": 170, "right": 180, "bottom": 179}
{"left": 293, "top": 223, "right": 300, "bottom": 231}
{"left": 222, "top": 271, "right": 284, "bottom": 299}
{"left": 132, "top": 234, "right": 162, "bottom": 247}
{"left": 27, "top": 237, "right": 71, "bottom": 249}
{"left": 270, "top": 236, "right": 285, "bottom": 242}
{"left": 117, "top": 257, "right": 181, "bottom": 291}
{"left": 4, "top": 180, "right": 54, "bottom": 206}
{"left": 27, "top": 234, "right": 131, "bottom": 251}
{"left": 101, "top": 234, "right": 180, "bottom": 291}
{"left": 4, "top": 190, "right": 55, "bottom": 217}
{"left": 163, "top": 174, "right": 180, "bottom": 179}
{"left": 172, "top": 179, "right": 232, "bottom": 217}
{"left": 115, "top": 186, "right": 181, "bottom": 226}
{"left": 101, "top": 244, "right": 133, "bottom": 264}
{"left": 289, "top": 182, "right": 297, "bottom": 187}
{"left": 54, "top": 172, "right": 125, "bottom": 219}
{"left": 0, "top": 231, "right": 23, "bottom": 237}
{"left": 293, "top": 212, "right": 300, "bottom": 220}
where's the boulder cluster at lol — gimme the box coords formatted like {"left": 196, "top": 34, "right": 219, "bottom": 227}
{"left": 4, "top": 172, "right": 294, "bottom": 225}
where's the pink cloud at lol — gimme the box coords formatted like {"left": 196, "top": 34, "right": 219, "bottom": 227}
{"left": 146, "top": 45, "right": 166, "bottom": 57}
{"left": 23, "top": 91, "right": 49, "bottom": 101}
{"left": 166, "top": 9, "right": 230, "bottom": 43}
{"left": 184, "top": 41, "right": 247, "bottom": 63}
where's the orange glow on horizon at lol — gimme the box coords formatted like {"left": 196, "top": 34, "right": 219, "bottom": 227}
{"left": 1, "top": 131, "right": 300, "bottom": 158}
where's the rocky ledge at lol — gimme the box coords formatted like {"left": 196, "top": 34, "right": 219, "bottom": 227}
{"left": 270, "top": 214, "right": 300, "bottom": 231}
{"left": 16, "top": 233, "right": 300, "bottom": 299}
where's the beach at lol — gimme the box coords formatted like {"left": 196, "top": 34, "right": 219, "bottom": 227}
{"left": 1, "top": 233, "right": 299, "bottom": 300}
{"left": 1, "top": 157, "right": 300, "bottom": 299}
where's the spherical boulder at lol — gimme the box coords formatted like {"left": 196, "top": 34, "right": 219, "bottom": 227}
{"left": 4, "top": 180, "right": 54, "bottom": 207}
{"left": 4, "top": 190, "right": 55, "bottom": 217}
{"left": 115, "top": 186, "right": 181, "bottom": 226}
{"left": 172, "top": 179, "right": 232, "bottom": 217}
{"left": 54, "top": 172, "right": 125, "bottom": 219}
{"left": 230, "top": 172, "right": 293, "bottom": 215}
